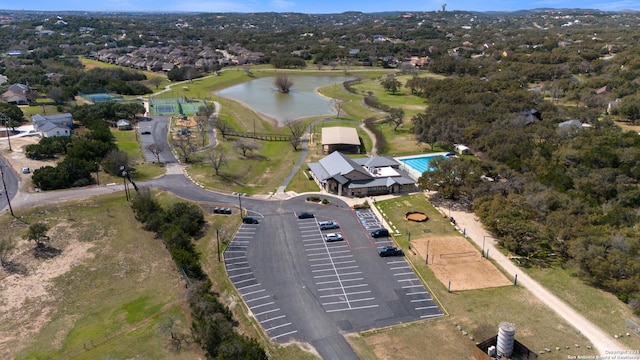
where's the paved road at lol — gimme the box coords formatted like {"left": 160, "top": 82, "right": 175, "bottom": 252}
{"left": 438, "top": 201, "right": 628, "bottom": 356}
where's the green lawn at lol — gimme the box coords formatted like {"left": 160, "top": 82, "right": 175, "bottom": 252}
{"left": 187, "top": 138, "right": 299, "bottom": 195}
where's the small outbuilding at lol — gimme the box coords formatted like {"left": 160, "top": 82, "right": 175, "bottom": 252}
{"left": 117, "top": 119, "right": 132, "bottom": 130}
{"left": 454, "top": 144, "right": 471, "bottom": 155}
{"left": 321, "top": 126, "right": 361, "bottom": 154}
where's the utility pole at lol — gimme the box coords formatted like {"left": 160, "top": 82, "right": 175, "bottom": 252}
{"left": 0, "top": 165, "right": 14, "bottom": 217}
{"left": 1, "top": 114, "right": 12, "bottom": 152}
{"left": 95, "top": 162, "right": 100, "bottom": 185}
{"left": 238, "top": 192, "right": 243, "bottom": 219}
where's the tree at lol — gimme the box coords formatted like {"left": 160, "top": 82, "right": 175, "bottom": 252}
{"left": 215, "top": 119, "right": 231, "bottom": 137}
{"left": 46, "top": 87, "right": 66, "bottom": 105}
{"left": 146, "top": 143, "right": 165, "bottom": 163}
{"left": 208, "top": 149, "right": 226, "bottom": 176}
{"left": 172, "top": 134, "right": 196, "bottom": 163}
{"left": 190, "top": 116, "right": 207, "bottom": 147}
{"left": 234, "top": 139, "right": 260, "bottom": 157}
{"left": 387, "top": 108, "right": 405, "bottom": 131}
{"left": 102, "top": 149, "right": 132, "bottom": 177}
{"left": 330, "top": 99, "right": 342, "bottom": 119}
{"left": 381, "top": 76, "right": 402, "bottom": 94}
{"left": 274, "top": 74, "right": 294, "bottom": 93}
{"left": 149, "top": 77, "right": 163, "bottom": 89}
{"left": 23, "top": 222, "right": 50, "bottom": 249}
{"left": 417, "top": 157, "right": 482, "bottom": 200}
{"left": 286, "top": 120, "right": 305, "bottom": 150}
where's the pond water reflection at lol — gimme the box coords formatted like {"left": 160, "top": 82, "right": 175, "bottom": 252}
{"left": 216, "top": 75, "right": 353, "bottom": 125}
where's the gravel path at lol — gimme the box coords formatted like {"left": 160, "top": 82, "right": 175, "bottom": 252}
{"left": 439, "top": 202, "right": 628, "bottom": 356}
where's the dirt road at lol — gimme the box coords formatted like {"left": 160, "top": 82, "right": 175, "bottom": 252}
{"left": 440, "top": 203, "right": 628, "bottom": 356}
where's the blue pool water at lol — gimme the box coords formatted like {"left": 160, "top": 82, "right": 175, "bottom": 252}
{"left": 400, "top": 154, "right": 446, "bottom": 173}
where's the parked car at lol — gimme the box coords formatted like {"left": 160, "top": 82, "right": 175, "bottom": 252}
{"left": 21, "top": 167, "right": 30, "bottom": 174}
{"left": 242, "top": 216, "right": 259, "bottom": 224}
{"left": 371, "top": 228, "right": 390, "bottom": 238}
{"left": 324, "top": 233, "right": 344, "bottom": 242}
{"left": 378, "top": 246, "right": 403, "bottom": 257}
{"left": 319, "top": 220, "right": 339, "bottom": 230}
{"left": 298, "top": 212, "right": 315, "bottom": 219}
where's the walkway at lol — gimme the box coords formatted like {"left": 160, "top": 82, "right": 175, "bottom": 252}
{"left": 435, "top": 200, "right": 627, "bottom": 356}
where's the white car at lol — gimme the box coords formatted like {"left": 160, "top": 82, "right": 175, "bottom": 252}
{"left": 324, "top": 233, "right": 344, "bottom": 242}
{"left": 319, "top": 220, "right": 339, "bottom": 230}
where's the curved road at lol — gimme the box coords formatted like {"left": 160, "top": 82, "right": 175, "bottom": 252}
{"left": 2, "top": 88, "right": 629, "bottom": 357}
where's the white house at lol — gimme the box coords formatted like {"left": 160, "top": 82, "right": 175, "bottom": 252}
{"left": 38, "top": 121, "right": 71, "bottom": 137}
{"left": 32, "top": 113, "right": 73, "bottom": 137}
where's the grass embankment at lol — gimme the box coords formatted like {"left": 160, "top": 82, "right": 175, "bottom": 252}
{"left": 111, "top": 128, "right": 165, "bottom": 182}
{"left": 346, "top": 194, "right": 601, "bottom": 360}
{"left": 3, "top": 194, "right": 198, "bottom": 359}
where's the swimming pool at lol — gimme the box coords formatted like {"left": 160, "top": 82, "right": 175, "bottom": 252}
{"left": 398, "top": 154, "right": 447, "bottom": 174}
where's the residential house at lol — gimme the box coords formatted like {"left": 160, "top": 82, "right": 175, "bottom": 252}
{"left": 1, "top": 83, "right": 30, "bottom": 105}
{"left": 38, "top": 121, "right": 71, "bottom": 137}
{"left": 32, "top": 113, "right": 73, "bottom": 137}
{"left": 595, "top": 85, "right": 612, "bottom": 95}
{"left": 307, "top": 151, "right": 417, "bottom": 197}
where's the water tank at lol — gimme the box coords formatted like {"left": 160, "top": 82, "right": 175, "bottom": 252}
{"left": 497, "top": 322, "right": 516, "bottom": 357}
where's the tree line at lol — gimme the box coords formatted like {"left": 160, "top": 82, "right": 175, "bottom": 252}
{"left": 411, "top": 75, "right": 640, "bottom": 312}
{"left": 130, "top": 190, "right": 267, "bottom": 359}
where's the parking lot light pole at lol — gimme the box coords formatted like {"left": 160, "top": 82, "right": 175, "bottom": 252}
{"left": 426, "top": 239, "right": 430, "bottom": 265}
{"left": 238, "top": 193, "right": 243, "bottom": 219}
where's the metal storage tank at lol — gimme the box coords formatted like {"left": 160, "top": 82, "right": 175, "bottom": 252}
{"left": 497, "top": 322, "right": 516, "bottom": 357}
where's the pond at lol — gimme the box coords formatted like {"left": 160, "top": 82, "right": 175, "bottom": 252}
{"left": 216, "top": 75, "right": 353, "bottom": 125}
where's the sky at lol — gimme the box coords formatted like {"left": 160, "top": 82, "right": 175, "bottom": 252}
{"left": 0, "top": 0, "right": 639, "bottom": 14}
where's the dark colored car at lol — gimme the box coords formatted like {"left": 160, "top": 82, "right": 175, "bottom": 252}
{"left": 242, "top": 216, "right": 259, "bottom": 224}
{"left": 378, "top": 246, "right": 403, "bottom": 257}
{"left": 371, "top": 228, "right": 390, "bottom": 238}
{"left": 298, "top": 212, "right": 315, "bottom": 219}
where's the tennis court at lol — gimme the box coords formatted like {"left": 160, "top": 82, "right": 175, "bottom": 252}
{"left": 79, "top": 91, "right": 123, "bottom": 103}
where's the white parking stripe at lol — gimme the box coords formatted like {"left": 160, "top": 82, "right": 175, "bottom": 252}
{"left": 254, "top": 308, "right": 280, "bottom": 317}
{"left": 265, "top": 322, "right": 292, "bottom": 332}
{"left": 259, "top": 315, "right": 285, "bottom": 324}
{"left": 243, "top": 288, "right": 265, "bottom": 296}
{"left": 228, "top": 272, "right": 252, "bottom": 279}
{"left": 246, "top": 295, "right": 270, "bottom": 303}
{"left": 251, "top": 301, "right": 275, "bottom": 309}
{"left": 415, "top": 306, "right": 439, "bottom": 310}
{"left": 237, "top": 283, "right": 261, "bottom": 290}
{"left": 420, "top": 314, "right": 442, "bottom": 319}
{"left": 271, "top": 330, "right": 298, "bottom": 340}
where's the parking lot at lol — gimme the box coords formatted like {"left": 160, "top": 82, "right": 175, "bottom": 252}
{"left": 224, "top": 221, "right": 299, "bottom": 342}
{"left": 223, "top": 204, "right": 443, "bottom": 358}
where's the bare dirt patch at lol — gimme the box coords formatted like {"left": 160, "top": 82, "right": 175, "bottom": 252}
{"left": 0, "top": 135, "right": 57, "bottom": 190}
{"left": 411, "top": 236, "right": 512, "bottom": 291}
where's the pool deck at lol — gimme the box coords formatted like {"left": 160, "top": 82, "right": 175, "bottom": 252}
{"left": 394, "top": 152, "right": 449, "bottom": 180}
